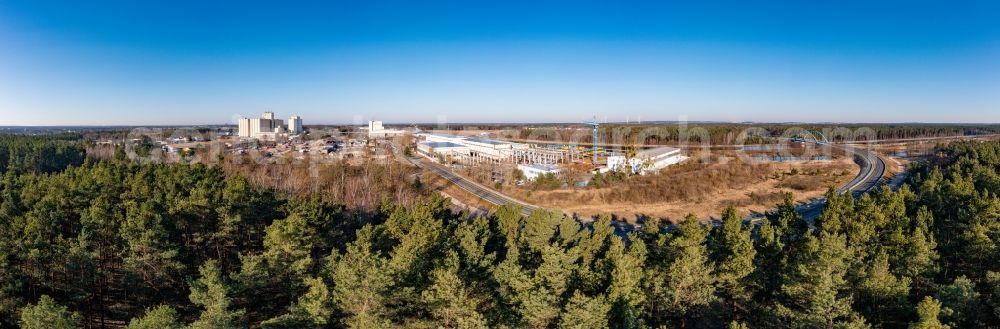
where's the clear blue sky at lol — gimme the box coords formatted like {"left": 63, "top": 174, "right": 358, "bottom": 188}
{"left": 1, "top": 0, "right": 998, "bottom": 125}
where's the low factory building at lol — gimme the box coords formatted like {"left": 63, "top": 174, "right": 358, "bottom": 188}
{"left": 462, "top": 137, "right": 529, "bottom": 161}
{"left": 518, "top": 163, "right": 561, "bottom": 181}
{"left": 417, "top": 132, "right": 569, "bottom": 165}
{"left": 423, "top": 133, "right": 468, "bottom": 144}
{"left": 417, "top": 141, "right": 469, "bottom": 158}
{"left": 607, "top": 146, "right": 687, "bottom": 175}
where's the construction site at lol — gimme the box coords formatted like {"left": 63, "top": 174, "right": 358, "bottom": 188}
{"left": 403, "top": 122, "right": 903, "bottom": 221}
{"left": 414, "top": 117, "right": 692, "bottom": 185}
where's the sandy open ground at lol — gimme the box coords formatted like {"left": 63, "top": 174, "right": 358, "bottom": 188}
{"left": 508, "top": 156, "right": 859, "bottom": 222}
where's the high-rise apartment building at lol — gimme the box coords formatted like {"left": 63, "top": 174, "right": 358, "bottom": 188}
{"left": 238, "top": 112, "right": 299, "bottom": 139}
{"left": 288, "top": 115, "right": 303, "bottom": 135}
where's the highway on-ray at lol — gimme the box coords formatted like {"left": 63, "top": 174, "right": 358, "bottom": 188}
{"left": 786, "top": 143, "right": 886, "bottom": 222}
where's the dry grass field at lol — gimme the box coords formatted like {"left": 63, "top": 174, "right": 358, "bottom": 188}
{"left": 507, "top": 155, "right": 858, "bottom": 222}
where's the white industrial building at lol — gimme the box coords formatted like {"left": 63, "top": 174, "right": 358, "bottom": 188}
{"left": 462, "top": 137, "right": 529, "bottom": 160}
{"left": 518, "top": 163, "right": 561, "bottom": 181}
{"left": 417, "top": 133, "right": 526, "bottom": 161}
{"left": 238, "top": 112, "right": 302, "bottom": 140}
{"left": 417, "top": 141, "right": 469, "bottom": 162}
{"left": 364, "top": 121, "right": 406, "bottom": 138}
{"left": 607, "top": 146, "right": 687, "bottom": 175}
{"left": 416, "top": 133, "right": 569, "bottom": 165}
{"left": 423, "top": 133, "right": 467, "bottom": 144}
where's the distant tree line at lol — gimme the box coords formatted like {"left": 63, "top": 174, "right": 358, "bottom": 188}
{"left": 430, "top": 123, "right": 1000, "bottom": 146}
{"left": 0, "top": 136, "right": 999, "bottom": 328}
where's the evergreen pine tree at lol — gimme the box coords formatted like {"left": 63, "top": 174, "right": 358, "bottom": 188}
{"left": 558, "top": 292, "right": 611, "bottom": 329}
{"left": 607, "top": 235, "right": 646, "bottom": 328}
{"left": 986, "top": 271, "right": 1000, "bottom": 320}
{"left": 261, "top": 277, "right": 335, "bottom": 328}
{"left": 421, "top": 253, "right": 488, "bottom": 329}
{"left": 710, "top": 206, "right": 756, "bottom": 321}
{"left": 127, "top": 305, "right": 183, "bottom": 329}
{"left": 857, "top": 251, "right": 911, "bottom": 327}
{"left": 18, "top": 295, "right": 82, "bottom": 329}
{"left": 909, "top": 297, "right": 949, "bottom": 329}
{"left": 328, "top": 226, "right": 394, "bottom": 328}
{"left": 189, "top": 260, "right": 245, "bottom": 329}
{"left": 775, "top": 233, "right": 867, "bottom": 328}
{"left": 655, "top": 216, "right": 716, "bottom": 326}
{"left": 934, "top": 276, "right": 983, "bottom": 327}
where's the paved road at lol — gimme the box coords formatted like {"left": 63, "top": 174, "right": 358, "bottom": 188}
{"left": 409, "top": 157, "right": 538, "bottom": 216}
{"left": 755, "top": 133, "right": 997, "bottom": 222}
{"left": 790, "top": 143, "right": 886, "bottom": 221}
{"left": 786, "top": 133, "right": 1000, "bottom": 222}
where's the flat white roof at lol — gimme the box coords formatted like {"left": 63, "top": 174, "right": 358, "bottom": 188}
{"left": 422, "top": 133, "right": 466, "bottom": 139}
{"left": 420, "top": 141, "right": 466, "bottom": 148}
{"left": 638, "top": 146, "right": 681, "bottom": 158}
{"left": 464, "top": 137, "right": 508, "bottom": 145}
{"left": 518, "top": 163, "right": 561, "bottom": 171}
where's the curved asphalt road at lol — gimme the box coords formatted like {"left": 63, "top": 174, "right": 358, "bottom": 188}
{"left": 793, "top": 143, "right": 886, "bottom": 221}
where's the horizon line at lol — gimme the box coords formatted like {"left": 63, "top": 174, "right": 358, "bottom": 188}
{"left": 4, "top": 121, "right": 1000, "bottom": 128}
